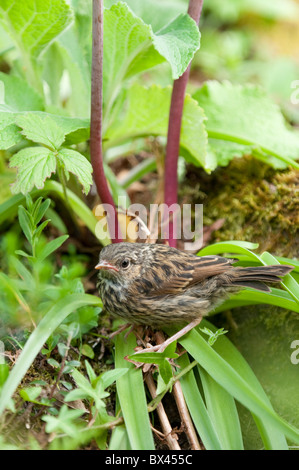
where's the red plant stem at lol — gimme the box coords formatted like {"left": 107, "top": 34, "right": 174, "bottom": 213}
{"left": 90, "top": 0, "right": 122, "bottom": 243}
{"left": 164, "top": 0, "right": 203, "bottom": 248}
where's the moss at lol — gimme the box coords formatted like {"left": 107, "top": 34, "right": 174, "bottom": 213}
{"left": 184, "top": 157, "right": 299, "bottom": 257}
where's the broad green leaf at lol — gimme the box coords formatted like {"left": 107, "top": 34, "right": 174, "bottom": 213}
{"left": 105, "top": 84, "right": 212, "bottom": 170}
{"left": 105, "top": 0, "right": 186, "bottom": 33}
{"left": 57, "top": 148, "right": 93, "bottom": 195}
{"left": 16, "top": 114, "right": 65, "bottom": 150}
{"left": 9, "top": 147, "right": 56, "bottom": 194}
{"left": 18, "top": 206, "right": 33, "bottom": 244}
{"left": 0, "top": 0, "right": 73, "bottom": 59}
{"left": 193, "top": 81, "right": 299, "bottom": 169}
{"left": 103, "top": 2, "right": 200, "bottom": 114}
{"left": 0, "top": 72, "right": 44, "bottom": 112}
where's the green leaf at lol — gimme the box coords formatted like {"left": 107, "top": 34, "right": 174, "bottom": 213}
{"left": 105, "top": 84, "right": 212, "bottom": 171}
{"left": 199, "top": 366, "right": 244, "bottom": 450}
{"left": 103, "top": 2, "right": 200, "bottom": 114}
{"left": 0, "top": 0, "right": 73, "bottom": 60}
{"left": 18, "top": 206, "right": 33, "bottom": 243}
{"left": 100, "top": 368, "right": 128, "bottom": 390}
{"left": 10, "top": 147, "right": 56, "bottom": 194}
{"left": 114, "top": 332, "right": 155, "bottom": 450}
{"left": 57, "top": 148, "right": 93, "bottom": 195}
{"left": 0, "top": 72, "right": 44, "bottom": 112}
{"left": 158, "top": 359, "right": 173, "bottom": 385}
{"left": 37, "top": 235, "right": 69, "bottom": 262}
{"left": 0, "top": 364, "right": 9, "bottom": 387}
{"left": 0, "top": 112, "right": 22, "bottom": 150}
{"left": 193, "top": 81, "right": 299, "bottom": 169}
{"left": 177, "top": 353, "right": 222, "bottom": 450}
{"left": 42, "top": 404, "right": 84, "bottom": 437}
{"left": 16, "top": 114, "right": 66, "bottom": 150}
{"left": 166, "top": 322, "right": 298, "bottom": 446}
{"left": 80, "top": 344, "right": 94, "bottom": 359}
{"left": 151, "top": 13, "right": 201, "bottom": 80}
{"left": 19, "top": 386, "right": 51, "bottom": 406}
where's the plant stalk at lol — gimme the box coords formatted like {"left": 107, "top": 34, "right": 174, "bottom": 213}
{"left": 90, "top": 0, "right": 122, "bottom": 243}
{"left": 163, "top": 0, "right": 203, "bottom": 247}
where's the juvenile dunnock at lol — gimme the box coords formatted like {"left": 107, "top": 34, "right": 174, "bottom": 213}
{"left": 96, "top": 242, "right": 293, "bottom": 350}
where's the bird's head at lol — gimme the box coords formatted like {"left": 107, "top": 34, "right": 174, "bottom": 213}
{"left": 95, "top": 242, "right": 151, "bottom": 285}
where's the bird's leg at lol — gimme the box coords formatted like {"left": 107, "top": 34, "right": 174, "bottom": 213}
{"left": 108, "top": 322, "right": 132, "bottom": 339}
{"left": 134, "top": 316, "right": 203, "bottom": 354}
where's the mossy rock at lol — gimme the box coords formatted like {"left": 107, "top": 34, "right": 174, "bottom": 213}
{"left": 184, "top": 157, "right": 299, "bottom": 448}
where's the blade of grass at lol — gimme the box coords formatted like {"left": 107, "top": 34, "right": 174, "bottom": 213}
{"left": 260, "top": 252, "right": 299, "bottom": 304}
{"left": 0, "top": 294, "right": 102, "bottom": 416}
{"left": 165, "top": 321, "right": 298, "bottom": 447}
{"left": 213, "top": 288, "right": 299, "bottom": 314}
{"left": 176, "top": 353, "right": 222, "bottom": 450}
{"left": 114, "top": 332, "right": 155, "bottom": 450}
{"left": 198, "top": 365, "right": 244, "bottom": 450}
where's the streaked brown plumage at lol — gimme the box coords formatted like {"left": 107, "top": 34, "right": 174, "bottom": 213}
{"left": 95, "top": 242, "right": 293, "bottom": 329}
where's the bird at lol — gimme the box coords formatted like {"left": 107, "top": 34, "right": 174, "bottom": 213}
{"left": 95, "top": 242, "right": 293, "bottom": 352}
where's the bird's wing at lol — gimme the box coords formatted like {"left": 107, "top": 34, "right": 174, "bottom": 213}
{"left": 147, "top": 255, "right": 235, "bottom": 296}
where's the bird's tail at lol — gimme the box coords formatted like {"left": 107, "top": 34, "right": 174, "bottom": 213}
{"left": 225, "top": 264, "right": 293, "bottom": 292}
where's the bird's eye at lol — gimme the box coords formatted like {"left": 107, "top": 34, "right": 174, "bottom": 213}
{"left": 121, "top": 259, "right": 130, "bottom": 269}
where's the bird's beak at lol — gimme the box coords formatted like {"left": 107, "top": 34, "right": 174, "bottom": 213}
{"left": 95, "top": 260, "right": 119, "bottom": 272}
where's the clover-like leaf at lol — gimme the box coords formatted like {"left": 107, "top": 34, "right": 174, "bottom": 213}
{"left": 16, "top": 114, "right": 65, "bottom": 150}
{"left": 10, "top": 147, "right": 56, "bottom": 194}
{"left": 57, "top": 148, "right": 93, "bottom": 195}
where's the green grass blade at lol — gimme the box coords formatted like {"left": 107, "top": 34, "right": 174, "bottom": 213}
{"left": 166, "top": 321, "right": 297, "bottom": 447}
{"left": 260, "top": 252, "right": 299, "bottom": 304}
{"left": 0, "top": 294, "right": 102, "bottom": 416}
{"left": 214, "top": 288, "right": 299, "bottom": 314}
{"left": 198, "top": 241, "right": 261, "bottom": 260}
{"left": 177, "top": 353, "right": 222, "bottom": 450}
{"left": 114, "top": 332, "right": 155, "bottom": 450}
{"left": 199, "top": 366, "right": 244, "bottom": 450}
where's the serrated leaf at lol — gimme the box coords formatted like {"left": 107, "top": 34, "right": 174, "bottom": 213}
{"left": 10, "top": 147, "right": 56, "bottom": 194}
{"left": 105, "top": 84, "right": 212, "bottom": 170}
{"left": 57, "top": 148, "right": 93, "bottom": 195}
{"left": 16, "top": 114, "right": 65, "bottom": 150}
{"left": 0, "top": 0, "right": 73, "bottom": 59}
{"left": 193, "top": 81, "right": 299, "bottom": 168}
